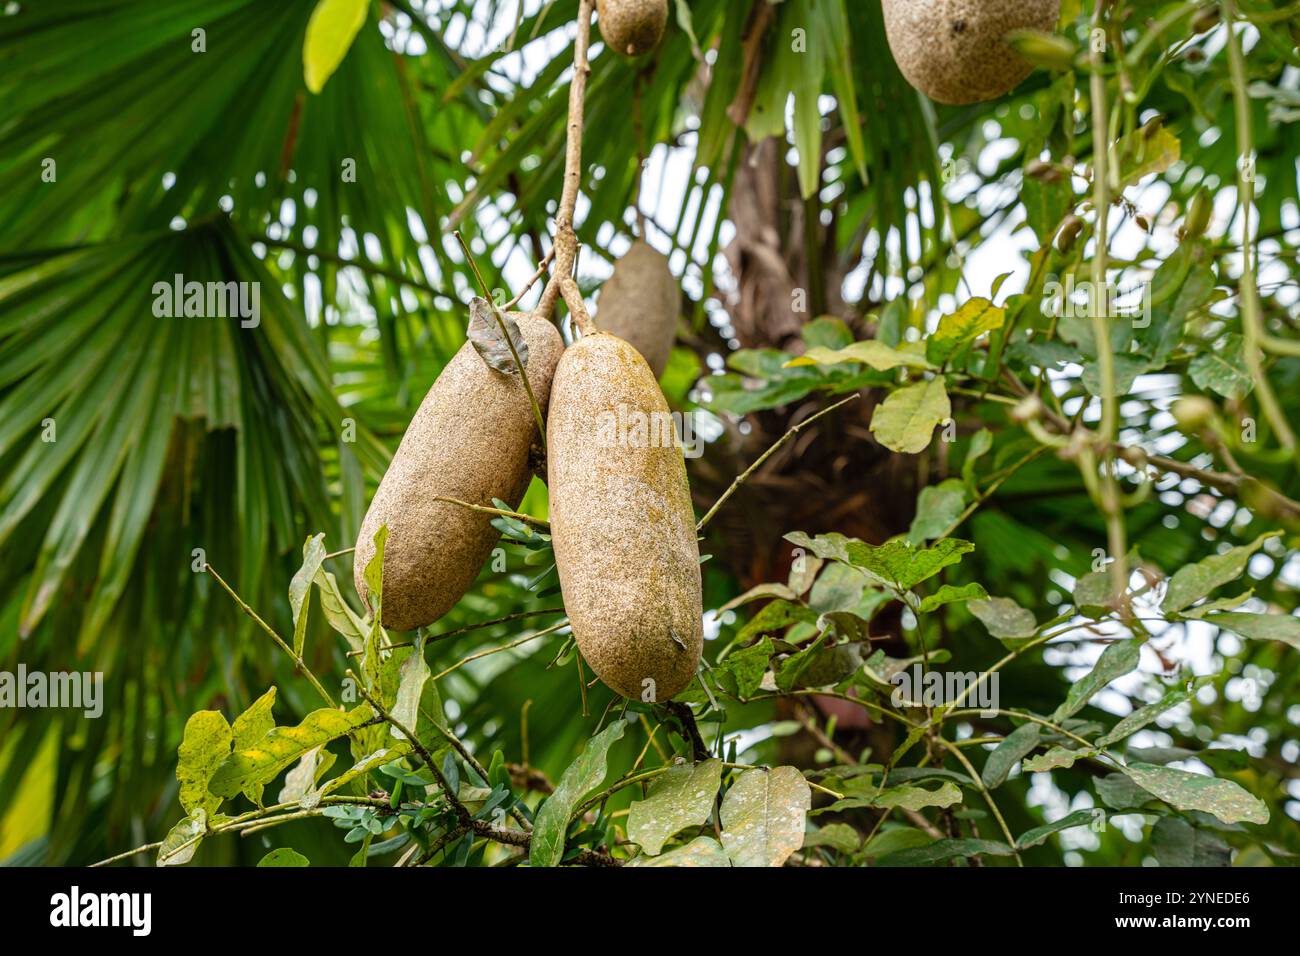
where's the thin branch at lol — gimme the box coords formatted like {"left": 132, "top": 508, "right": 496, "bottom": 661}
{"left": 697, "top": 394, "right": 860, "bottom": 531}
{"left": 204, "top": 563, "right": 336, "bottom": 707}
{"left": 502, "top": 248, "right": 556, "bottom": 310}
{"left": 432, "top": 495, "right": 551, "bottom": 530}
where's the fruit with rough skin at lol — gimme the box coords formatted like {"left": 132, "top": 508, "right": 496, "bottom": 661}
{"left": 595, "top": 239, "right": 679, "bottom": 379}
{"left": 881, "top": 0, "right": 1060, "bottom": 105}
{"left": 354, "top": 312, "right": 563, "bottom": 632}
{"left": 547, "top": 332, "right": 703, "bottom": 700}
{"left": 596, "top": 0, "right": 668, "bottom": 59}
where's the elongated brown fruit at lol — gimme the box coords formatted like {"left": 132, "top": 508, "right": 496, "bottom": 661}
{"left": 596, "top": 0, "right": 667, "bottom": 59}
{"left": 548, "top": 332, "right": 702, "bottom": 700}
{"left": 882, "top": 0, "right": 1059, "bottom": 105}
{"left": 354, "top": 312, "right": 563, "bottom": 631}
{"left": 595, "top": 239, "right": 678, "bottom": 379}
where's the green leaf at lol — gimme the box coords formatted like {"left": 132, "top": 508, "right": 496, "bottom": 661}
{"left": 278, "top": 746, "right": 335, "bottom": 807}
{"left": 1116, "top": 124, "right": 1181, "bottom": 188}
{"left": 1016, "top": 809, "right": 1101, "bottom": 849}
{"left": 786, "top": 340, "right": 932, "bottom": 371}
{"left": 1073, "top": 570, "right": 1119, "bottom": 618}
{"left": 1121, "top": 763, "right": 1269, "bottom": 825}
{"left": 720, "top": 767, "right": 811, "bottom": 867}
{"left": 869, "top": 378, "right": 951, "bottom": 454}
{"left": 313, "top": 568, "right": 369, "bottom": 654}
{"left": 717, "top": 583, "right": 798, "bottom": 614}
{"left": 875, "top": 838, "right": 1014, "bottom": 866}
{"left": 786, "top": 532, "right": 974, "bottom": 592}
{"left": 257, "top": 848, "right": 310, "bottom": 867}
{"left": 869, "top": 781, "right": 963, "bottom": 811}
{"left": 208, "top": 705, "right": 374, "bottom": 799}
{"left": 1151, "top": 816, "right": 1231, "bottom": 867}
{"left": 982, "top": 723, "right": 1042, "bottom": 788}
{"left": 362, "top": 523, "right": 387, "bottom": 619}
{"left": 304, "top": 0, "right": 370, "bottom": 94}
{"left": 735, "top": 599, "right": 819, "bottom": 644}
{"left": 627, "top": 835, "right": 731, "bottom": 867}
{"left": 530, "top": 719, "right": 627, "bottom": 867}
{"left": 177, "top": 711, "right": 232, "bottom": 816}
{"left": 775, "top": 634, "right": 863, "bottom": 691}
{"left": 1052, "top": 639, "right": 1141, "bottom": 722}
{"left": 1161, "top": 532, "right": 1277, "bottom": 614}
{"left": 969, "top": 597, "right": 1038, "bottom": 643}
{"left": 390, "top": 636, "right": 431, "bottom": 740}
{"left": 1097, "top": 684, "right": 1198, "bottom": 747}
{"left": 907, "top": 479, "right": 967, "bottom": 544}
{"left": 290, "top": 534, "right": 327, "bottom": 657}
{"left": 862, "top": 826, "right": 932, "bottom": 859}
{"left": 803, "top": 822, "right": 862, "bottom": 853}
{"left": 918, "top": 583, "right": 988, "bottom": 614}
{"left": 816, "top": 0, "right": 866, "bottom": 184}
{"left": 157, "top": 808, "right": 206, "bottom": 867}
{"left": 926, "top": 298, "right": 1005, "bottom": 365}
{"left": 724, "top": 637, "right": 775, "bottom": 698}
{"left": 1023, "top": 746, "right": 1092, "bottom": 772}
{"left": 1190, "top": 334, "right": 1253, "bottom": 399}
{"left": 627, "top": 759, "right": 724, "bottom": 855}
{"left": 1202, "top": 611, "right": 1300, "bottom": 649}
{"left": 961, "top": 428, "right": 993, "bottom": 493}
{"left": 1096, "top": 773, "right": 1156, "bottom": 810}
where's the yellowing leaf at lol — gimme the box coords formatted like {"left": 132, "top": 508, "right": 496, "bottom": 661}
{"left": 1116, "top": 125, "right": 1181, "bottom": 188}
{"left": 869, "top": 378, "right": 951, "bottom": 454}
{"left": 177, "top": 711, "right": 232, "bottom": 816}
{"left": 208, "top": 705, "right": 373, "bottom": 798}
{"left": 304, "top": 0, "right": 370, "bottom": 94}
{"left": 785, "top": 340, "right": 932, "bottom": 371}
{"left": 926, "top": 298, "right": 1005, "bottom": 365}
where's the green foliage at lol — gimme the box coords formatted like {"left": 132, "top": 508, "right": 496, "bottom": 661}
{"left": 3, "top": 0, "right": 1298, "bottom": 870}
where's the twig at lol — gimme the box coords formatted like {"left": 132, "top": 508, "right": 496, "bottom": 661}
{"left": 502, "top": 248, "right": 556, "bottom": 310}
{"left": 204, "top": 563, "right": 336, "bottom": 707}
{"left": 430, "top": 621, "right": 568, "bottom": 681}
{"left": 697, "top": 394, "right": 860, "bottom": 531}
{"left": 432, "top": 496, "right": 551, "bottom": 530}
{"left": 937, "top": 737, "right": 1023, "bottom": 867}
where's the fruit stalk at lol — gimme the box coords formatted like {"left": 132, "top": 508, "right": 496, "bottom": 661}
{"left": 538, "top": 0, "right": 597, "bottom": 335}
